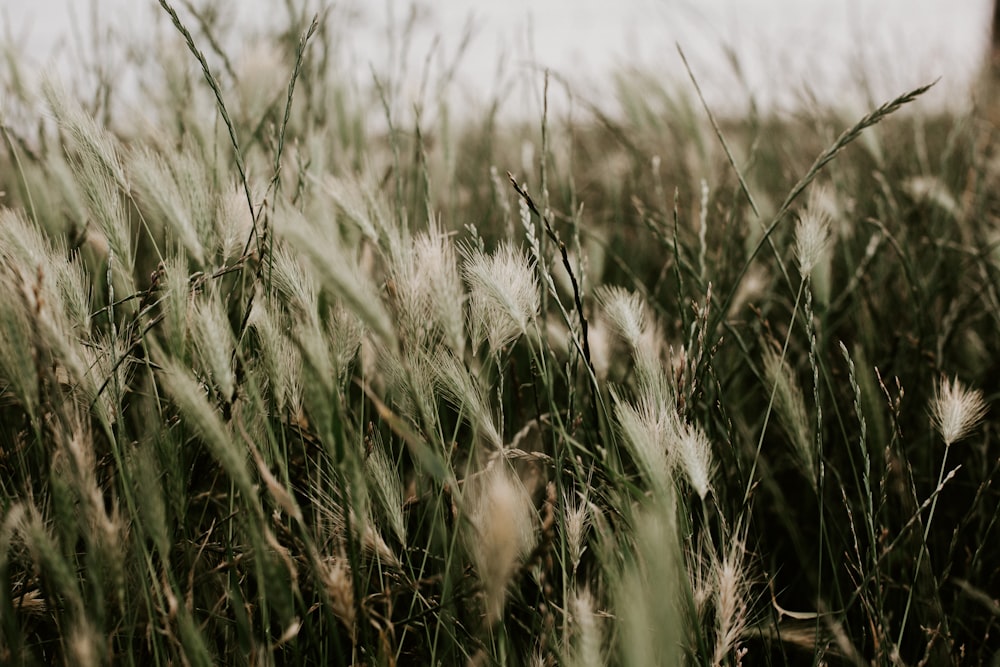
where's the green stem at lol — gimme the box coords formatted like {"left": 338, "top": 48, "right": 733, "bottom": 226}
{"left": 895, "top": 442, "right": 951, "bottom": 651}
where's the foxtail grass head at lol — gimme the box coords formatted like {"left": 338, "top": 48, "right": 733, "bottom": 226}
{"left": 930, "top": 376, "right": 988, "bottom": 446}
{"left": 465, "top": 464, "right": 538, "bottom": 626}
{"left": 795, "top": 197, "right": 832, "bottom": 276}
{"left": 463, "top": 241, "right": 540, "bottom": 358}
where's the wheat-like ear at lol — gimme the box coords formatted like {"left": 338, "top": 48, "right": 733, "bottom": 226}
{"left": 83, "top": 158, "right": 134, "bottom": 293}
{"left": 42, "top": 148, "right": 90, "bottom": 235}
{"left": 290, "top": 303, "right": 335, "bottom": 423}
{"left": 931, "top": 376, "right": 988, "bottom": 446}
{"left": 44, "top": 78, "right": 136, "bottom": 291}
{"left": 318, "top": 554, "right": 357, "bottom": 638}
{"left": 762, "top": 343, "right": 815, "bottom": 487}
{"left": 325, "top": 304, "right": 364, "bottom": 381}
{"left": 416, "top": 218, "right": 466, "bottom": 356}
{"left": 316, "top": 172, "right": 401, "bottom": 252}
{"left": 711, "top": 529, "right": 751, "bottom": 665}
{"left": 159, "top": 254, "right": 192, "bottom": 357}
{"left": 464, "top": 464, "right": 538, "bottom": 626}
{"left": 157, "top": 353, "right": 255, "bottom": 501}
{"left": 42, "top": 78, "right": 128, "bottom": 192}
{"left": 125, "top": 441, "right": 171, "bottom": 559}
{"left": 597, "top": 284, "right": 668, "bottom": 393}
{"left": 0, "top": 207, "right": 90, "bottom": 336}
{"left": 217, "top": 183, "right": 255, "bottom": 261}
{"left": 268, "top": 244, "right": 320, "bottom": 318}
{"left": 307, "top": 458, "right": 399, "bottom": 571}
{"left": 129, "top": 145, "right": 207, "bottom": 266}
{"left": 611, "top": 384, "right": 675, "bottom": 492}
{"left": 567, "top": 588, "right": 604, "bottom": 667}
{"left": 434, "top": 350, "right": 503, "bottom": 451}
{"left": 364, "top": 427, "right": 406, "bottom": 546}
{"left": 596, "top": 285, "right": 646, "bottom": 350}
{"left": 83, "top": 330, "right": 135, "bottom": 427}
{"left": 614, "top": 495, "right": 687, "bottom": 666}
{"left": 54, "top": 253, "right": 92, "bottom": 337}
{"left": 373, "top": 344, "right": 440, "bottom": 439}
{"left": 0, "top": 210, "right": 106, "bottom": 422}
{"left": 191, "top": 287, "right": 237, "bottom": 402}
{"left": 0, "top": 211, "right": 47, "bottom": 418}
{"left": 794, "top": 196, "right": 832, "bottom": 276}
{"left": 20, "top": 500, "right": 110, "bottom": 663}
{"left": 248, "top": 293, "right": 300, "bottom": 415}
{"left": 462, "top": 241, "right": 539, "bottom": 357}
{"left": 278, "top": 203, "right": 397, "bottom": 349}
{"left": 0, "top": 274, "right": 39, "bottom": 418}
{"left": 563, "top": 491, "right": 592, "bottom": 577}
{"left": 56, "top": 419, "right": 126, "bottom": 601}
{"left": 387, "top": 217, "right": 466, "bottom": 356}
{"left": 20, "top": 504, "right": 85, "bottom": 617}
{"left": 672, "top": 420, "right": 713, "bottom": 500}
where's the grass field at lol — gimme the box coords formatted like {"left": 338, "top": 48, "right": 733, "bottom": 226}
{"left": 0, "top": 2, "right": 998, "bottom": 665}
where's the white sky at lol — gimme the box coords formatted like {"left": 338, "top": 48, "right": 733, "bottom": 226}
{"left": 1, "top": 0, "right": 995, "bottom": 118}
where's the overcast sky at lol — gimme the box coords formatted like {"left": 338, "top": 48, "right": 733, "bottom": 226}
{"left": 1, "top": 0, "right": 994, "bottom": 117}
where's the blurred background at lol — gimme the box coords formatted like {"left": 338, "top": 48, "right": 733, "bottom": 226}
{"left": 1, "top": 0, "right": 995, "bottom": 119}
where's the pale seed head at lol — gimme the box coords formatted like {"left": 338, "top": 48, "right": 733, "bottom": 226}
{"left": 931, "top": 376, "right": 988, "bottom": 446}
{"left": 795, "top": 208, "right": 831, "bottom": 276}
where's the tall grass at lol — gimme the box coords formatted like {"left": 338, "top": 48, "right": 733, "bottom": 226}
{"left": 0, "top": 2, "right": 998, "bottom": 665}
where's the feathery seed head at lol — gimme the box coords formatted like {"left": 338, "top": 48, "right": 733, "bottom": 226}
{"left": 712, "top": 533, "right": 751, "bottom": 665}
{"left": 269, "top": 245, "right": 319, "bottom": 318}
{"left": 795, "top": 207, "right": 831, "bottom": 276}
{"left": 43, "top": 77, "right": 128, "bottom": 191}
{"left": 389, "top": 219, "right": 466, "bottom": 356}
{"left": 321, "top": 557, "right": 357, "bottom": 639}
{"left": 129, "top": 146, "right": 207, "bottom": 265}
{"left": 326, "top": 304, "right": 364, "bottom": 379}
{"left": 598, "top": 285, "right": 669, "bottom": 390}
{"left": 365, "top": 428, "right": 406, "bottom": 546}
{"left": 762, "top": 344, "right": 816, "bottom": 486}
{"left": 688, "top": 541, "right": 715, "bottom": 620}
{"left": 161, "top": 255, "right": 192, "bottom": 355}
{"left": 597, "top": 286, "right": 646, "bottom": 351}
{"left": 416, "top": 222, "right": 466, "bottom": 355}
{"left": 598, "top": 285, "right": 668, "bottom": 388}
{"left": 463, "top": 242, "right": 539, "bottom": 356}
{"left": 158, "top": 355, "right": 255, "bottom": 500}
{"left": 278, "top": 203, "right": 397, "bottom": 348}
{"left": 616, "top": 497, "right": 685, "bottom": 666}
{"left": 466, "top": 464, "right": 537, "bottom": 625}
{"left": 613, "top": 386, "right": 676, "bottom": 491}
{"left": 218, "top": 184, "right": 255, "bottom": 261}
{"left": 569, "top": 588, "right": 604, "bottom": 667}
{"left": 44, "top": 79, "right": 134, "bottom": 289}
{"left": 564, "top": 493, "right": 591, "bottom": 576}
{"left": 931, "top": 376, "right": 988, "bottom": 446}
{"left": 377, "top": 346, "right": 441, "bottom": 437}
{"left": 434, "top": 351, "right": 503, "bottom": 450}
{"left": 192, "top": 290, "right": 237, "bottom": 402}
{"left": 672, "top": 421, "right": 713, "bottom": 500}
{"left": 84, "top": 331, "right": 135, "bottom": 426}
